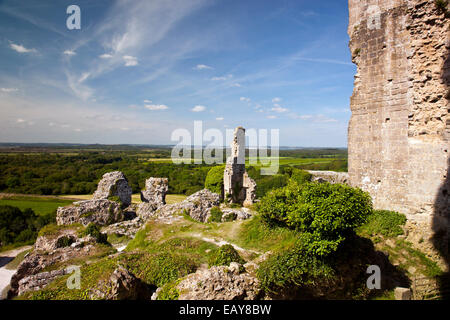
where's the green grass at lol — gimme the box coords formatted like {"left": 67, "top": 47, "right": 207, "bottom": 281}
{"left": 357, "top": 210, "right": 407, "bottom": 238}
{"left": 0, "top": 196, "right": 73, "bottom": 216}
{"left": 234, "top": 215, "right": 299, "bottom": 252}
{"left": 4, "top": 248, "right": 31, "bottom": 270}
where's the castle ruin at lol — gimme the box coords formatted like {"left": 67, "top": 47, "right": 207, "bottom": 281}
{"left": 347, "top": 0, "right": 449, "bottom": 249}
{"left": 224, "top": 127, "right": 256, "bottom": 206}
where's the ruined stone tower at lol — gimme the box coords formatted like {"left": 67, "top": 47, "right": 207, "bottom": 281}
{"left": 347, "top": 0, "right": 449, "bottom": 246}
{"left": 224, "top": 127, "right": 256, "bottom": 205}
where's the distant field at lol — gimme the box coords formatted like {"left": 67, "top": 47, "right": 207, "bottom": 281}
{"left": 0, "top": 194, "right": 187, "bottom": 216}
{"left": 0, "top": 196, "right": 73, "bottom": 216}
{"left": 139, "top": 157, "right": 340, "bottom": 166}
{"left": 60, "top": 194, "right": 187, "bottom": 204}
{"left": 246, "top": 157, "right": 338, "bottom": 166}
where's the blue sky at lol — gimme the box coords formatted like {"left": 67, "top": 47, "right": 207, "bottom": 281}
{"left": 0, "top": 0, "right": 354, "bottom": 147}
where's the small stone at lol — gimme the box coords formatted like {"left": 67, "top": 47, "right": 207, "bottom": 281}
{"left": 394, "top": 287, "right": 411, "bottom": 300}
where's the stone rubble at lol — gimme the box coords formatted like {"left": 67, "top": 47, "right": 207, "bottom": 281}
{"left": 93, "top": 171, "right": 133, "bottom": 206}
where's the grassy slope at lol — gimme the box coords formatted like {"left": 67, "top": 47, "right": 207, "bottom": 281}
{"left": 15, "top": 206, "right": 445, "bottom": 300}
{"left": 0, "top": 196, "right": 73, "bottom": 216}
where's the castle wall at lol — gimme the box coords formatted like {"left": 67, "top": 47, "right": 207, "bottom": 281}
{"left": 348, "top": 0, "right": 449, "bottom": 235}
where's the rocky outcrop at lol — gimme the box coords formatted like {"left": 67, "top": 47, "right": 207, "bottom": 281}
{"left": 140, "top": 177, "right": 168, "bottom": 205}
{"left": 102, "top": 217, "right": 144, "bottom": 238}
{"left": 155, "top": 189, "right": 220, "bottom": 223}
{"left": 136, "top": 201, "right": 162, "bottom": 221}
{"left": 171, "top": 263, "right": 261, "bottom": 300}
{"left": 93, "top": 171, "right": 133, "bottom": 206}
{"left": 8, "top": 230, "right": 100, "bottom": 298}
{"left": 308, "top": 171, "right": 349, "bottom": 184}
{"left": 56, "top": 171, "right": 134, "bottom": 226}
{"left": 18, "top": 269, "right": 68, "bottom": 296}
{"left": 90, "top": 266, "right": 154, "bottom": 300}
{"left": 243, "top": 173, "right": 257, "bottom": 207}
{"left": 220, "top": 206, "right": 253, "bottom": 222}
{"left": 57, "top": 199, "right": 124, "bottom": 226}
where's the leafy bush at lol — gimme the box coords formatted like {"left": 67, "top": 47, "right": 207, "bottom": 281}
{"left": 289, "top": 168, "right": 312, "bottom": 185}
{"left": 56, "top": 236, "right": 74, "bottom": 248}
{"left": 257, "top": 181, "right": 372, "bottom": 256}
{"left": 204, "top": 165, "right": 225, "bottom": 196}
{"left": 80, "top": 223, "right": 108, "bottom": 244}
{"left": 257, "top": 240, "right": 334, "bottom": 294}
{"left": 208, "top": 244, "right": 245, "bottom": 267}
{"left": 157, "top": 279, "right": 181, "bottom": 300}
{"left": 358, "top": 210, "right": 406, "bottom": 238}
{"left": 209, "top": 206, "right": 223, "bottom": 223}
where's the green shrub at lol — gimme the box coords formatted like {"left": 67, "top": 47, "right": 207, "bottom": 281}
{"left": 289, "top": 168, "right": 312, "bottom": 185}
{"left": 56, "top": 236, "right": 74, "bottom": 248}
{"left": 208, "top": 244, "right": 245, "bottom": 267}
{"left": 257, "top": 181, "right": 372, "bottom": 256}
{"left": 435, "top": 0, "right": 448, "bottom": 13}
{"left": 257, "top": 239, "right": 334, "bottom": 294}
{"left": 157, "top": 279, "right": 181, "bottom": 300}
{"left": 209, "top": 207, "right": 223, "bottom": 223}
{"left": 80, "top": 223, "right": 108, "bottom": 244}
{"left": 358, "top": 210, "right": 406, "bottom": 238}
{"left": 205, "top": 165, "right": 225, "bottom": 196}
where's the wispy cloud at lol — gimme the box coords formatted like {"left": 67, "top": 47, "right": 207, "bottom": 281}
{"left": 99, "top": 53, "right": 113, "bottom": 59}
{"left": 272, "top": 97, "right": 281, "bottom": 103}
{"left": 63, "top": 50, "right": 76, "bottom": 56}
{"left": 271, "top": 105, "right": 288, "bottom": 113}
{"left": 145, "top": 104, "right": 169, "bottom": 110}
{"left": 0, "top": 88, "right": 18, "bottom": 93}
{"left": 9, "top": 42, "right": 37, "bottom": 53}
{"left": 194, "top": 64, "right": 212, "bottom": 70}
{"left": 211, "top": 74, "right": 232, "bottom": 81}
{"left": 191, "top": 105, "right": 206, "bottom": 112}
{"left": 240, "top": 97, "right": 251, "bottom": 103}
{"left": 123, "top": 55, "right": 139, "bottom": 67}
{"left": 215, "top": 117, "right": 224, "bottom": 121}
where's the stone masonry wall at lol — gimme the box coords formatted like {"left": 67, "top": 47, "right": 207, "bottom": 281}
{"left": 348, "top": 0, "right": 449, "bottom": 237}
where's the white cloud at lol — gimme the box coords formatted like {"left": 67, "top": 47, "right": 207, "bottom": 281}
{"left": 63, "top": 50, "right": 76, "bottom": 56}
{"left": 271, "top": 105, "right": 288, "bottom": 113}
{"left": 145, "top": 104, "right": 169, "bottom": 111}
{"left": 191, "top": 105, "right": 206, "bottom": 112}
{"left": 272, "top": 97, "right": 281, "bottom": 103}
{"left": 9, "top": 42, "right": 37, "bottom": 53}
{"left": 266, "top": 115, "right": 277, "bottom": 119}
{"left": 211, "top": 74, "right": 232, "bottom": 81}
{"left": 99, "top": 53, "right": 113, "bottom": 59}
{"left": 230, "top": 83, "right": 241, "bottom": 87}
{"left": 240, "top": 97, "right": 251, "bottom": 103}
{"left": 194, "top": 64, "right": 212, "bottom": 70}
{"left": 1, "top": 88, "right": 18, "bottom": 93}
{"left": 78, "top": 72, "right": 90, "bottom": 83}
{"left": 123, "top": 55, "right": 139, "bottom": 66}
{"left": 216, "top": 117, "right": 224, "bottom": 121}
